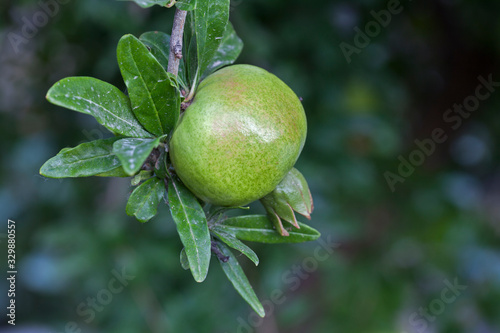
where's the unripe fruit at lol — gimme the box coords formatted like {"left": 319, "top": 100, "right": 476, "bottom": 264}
{"left": 169, "top": 65, "right": 307, "bottom": 207}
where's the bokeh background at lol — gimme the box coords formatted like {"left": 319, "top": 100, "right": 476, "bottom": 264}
{"left": 1, "top": 0, "right": 500, "bottom": 332}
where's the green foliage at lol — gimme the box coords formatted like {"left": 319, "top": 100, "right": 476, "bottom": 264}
{"left": 95, "top": 166, "right": 130, "bottom": 177}
{"left": 113, "top": 137, "right": 162, "bottom": 175}
{"left": 131, "top": 170, "right": 154, "bottom": 185}
{"left": 175, "top": 0, "right": 196, "bottom": 11}
{"left": 217, "top": 242, "right": 265, "bottom": 318}
{"left": 118, "top": 34, "right": 180, "bottom": 136}
{"left": 7, "top": 0, "right": 500, "bottom": 331}
{"left": 38, "top": 0, "right": 320, "bottom": 316}
{"left": 201, "top": 22, "right": 243, "bottom": 79}
{"left": 140, "top": 31, "right": 189, "bottom": 90}
{"left": 220, "top": 215, "right": 320, "bottom": 243}
{"left": 46, "top": 77, "right": 152, "bottom": 138}
{"left": 167, "top": 177, "right": 211, "bottom": 282}
{"left": 40, "top": 137, "right": 123, "bottom": 178}
{"left": 126, "top": 177, "right": 165, "bottom": 222}
{"left": 191, "top": 0, "right": 229, "bottom": 85}
{"left": 211, "top": 227, "right": 259, "bottom": 266}
{"left": 183, "top": 12, "right": 198, "bottom": 88}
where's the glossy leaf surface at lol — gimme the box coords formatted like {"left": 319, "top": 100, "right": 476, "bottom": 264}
{"left": 218, "top": 242, "right": 265, "bottom": 317}
{"left": 168, "top": 177, "right": 211, "bottom": 282}
{"left": 40, "top": 138, "right": 122, "bottom": 178}
{"left": 193, "top": 0, "right": 229, "bottom": 84}
{"left": 211, "top": 227, "right": 259, "bottom": 266}
{"left": 47, "top": 77, "right": 151, "bottom": 138}
{"left": 126, "top": 177, "right": 165, "bottom": 222}
{"left": 202, "top": 22, "right": 243, "bottom": 79}
{"left": 113, "top": 137, "right": 161, "bottom": 176}
{"left": 139, "top": 31, "right": 188, "bottom": 90}
{"left": 118, "top": 34, "right": 180, "bottom": 136}
{"left": 176, "top": 0, "right": 196, "bottom": 11}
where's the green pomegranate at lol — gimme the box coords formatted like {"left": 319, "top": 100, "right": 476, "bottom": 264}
{"left": 169, "top": 64, "right": 307, "bottom": 207}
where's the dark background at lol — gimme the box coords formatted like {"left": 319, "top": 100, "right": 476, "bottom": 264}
{"left": 1, "top": 0, "right": 500, "bottom": 332}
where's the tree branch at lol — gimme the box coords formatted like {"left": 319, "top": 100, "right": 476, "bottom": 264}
{"left": 167, "top": 9, "right": 187, "bottom": 76}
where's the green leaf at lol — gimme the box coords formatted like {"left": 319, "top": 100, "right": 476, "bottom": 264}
{"left": 139, "top": 32, "right": 170, "bottom": 69}
{"left": 139, "top": 31, "right": 188, "bottom": 91}
{"left": 183, "top": 11, "right": 198, "bottom": 88}
{"left": 180, "top": 248, "right": 190, "bottom": 270}
{"left": 193, "top": 0, "right": 230, "bottom": 85}
{"left": 40, "top": 138, "right": 123, "bottom": 178}
{"left": 122, "top": 0, "right": 171, "bottom": 8}
{"left": 219, "top": 215, "right": 321, "bottom": 244}
{"left": 113, "top": 137, "right": 161, "bottom": 176}
{"left": 118, "top": 34, "right": 180, "bottom": 136}
{"left": 202, "top": 22, "right": 243, "bottom": 79}
{"left": 176, "top": 0, "right": 196, "bottom": 11}
{"left": 96, "top": 166, "right": 130, "bottom": 178}
{"left": 217, "top": 242, "right": 265, "bottom": 317}
{"left": 168, "top": 177, "right": 211, "bottom": 282}
{"left": 211, "top": 227, "right": 259, "bottom": 266}
{"left": 47, "top": 77, "right": 152, "bottom": 138}
{"left": 126, "top": 177, "right": 165, "bottom": 222}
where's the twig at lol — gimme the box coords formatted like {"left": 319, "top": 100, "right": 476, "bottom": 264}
{"left": 211, "top": 240, "right": 229, "bottom": 262}
{"left": 167, "top": 9, "right": 187, "bottom": 76}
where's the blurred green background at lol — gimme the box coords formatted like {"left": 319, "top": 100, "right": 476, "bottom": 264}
{"left": 1, "top": 0, "right": 500, "bottom": 332}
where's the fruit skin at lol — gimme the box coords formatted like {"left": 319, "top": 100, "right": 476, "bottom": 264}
{"left": 169, "top": 64, "right": 307, "bottom": 207}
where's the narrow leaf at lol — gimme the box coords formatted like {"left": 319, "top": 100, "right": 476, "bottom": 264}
{"left": 193, "top": 0, "right": 230, "bottom": 84}
{"left": 176, "top": 0, "right": 196, "bottom": 11}
{"left": 139, "top": 31, "right": 188, "bottom": 90}
{"left": 202, "top": 22, "right": 243, "bottom": 79}
{"left": 47, "top": 77, "right": 151, "bottom": 138}
{"left": 183, "top": 11, "right": 198, "bottom": 88}
{"left": 217, "top": 242, "right": 265, "bottom": 317}
{"left": 126, "top": 177, "right": 165, "bottom": 222}
{"left": 40, "top": 138, "right": 122, "bottom": 178}
{"left": 211, "top": 227, "right": 259, "bottom": 266}
{"left": 219, "top": 215, "right": 321, "bottom": 244}
{"left": 118, "top": 34, "right": 180, "bottom": 136}
{"left": 113, "top": 137, "right": 161, "bottom": 176}
{"left": 168, "top": 177, "right": 211, "bottom": 282}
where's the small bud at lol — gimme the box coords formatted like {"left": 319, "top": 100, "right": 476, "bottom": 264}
{"left": 260, "top": 168, "right": 314, "bottom": 236}
{"left": 131, "top": 170, "right": 153, "bottom": 186}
